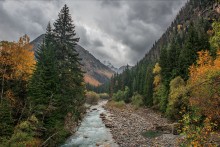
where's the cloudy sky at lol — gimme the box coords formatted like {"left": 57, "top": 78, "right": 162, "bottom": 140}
{"left": 0, "top": 0, "right": 187, "bottom": 67}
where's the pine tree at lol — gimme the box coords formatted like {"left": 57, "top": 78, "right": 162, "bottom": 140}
{"left": 29, "top": 23, "right": 58, "bottom": 121}
{"left": 53, "top": 4, "right": 85, "bottom": 119}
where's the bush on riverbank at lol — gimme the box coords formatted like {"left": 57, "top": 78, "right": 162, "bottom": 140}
{"left": 99, "top": 93, "right": 110, "bottom": 99}
{"left": 86, "top": 91, "right": 100, "bottom": 105}
{"left": 131, "top": 93, "right": 144, "bottom": 108}
{"left": 107, "top": 100, "right": 125, "bottom": 109}
{"left": 112, "top": 86, "right": 130, "bottom": 102}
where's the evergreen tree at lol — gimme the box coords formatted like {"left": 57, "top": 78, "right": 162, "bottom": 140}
{"left": 53, "top": 4, "right": 85, "bottom": 119}
{"left": 29, "top": 22, "right": 58, "bottom": 121}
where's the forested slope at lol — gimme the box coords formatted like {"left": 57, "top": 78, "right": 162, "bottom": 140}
{"left": 110, "top": 0, "right": 220, "bottom": 105}
{"left": 109, "top": 0, "right": 220, "bottom": 145}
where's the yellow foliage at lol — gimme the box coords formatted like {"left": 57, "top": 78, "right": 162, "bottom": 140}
{"left": 0, "top": 35, "right": 36, "bottom": 81}
{"left": 153, "top": 63, "right": 162, "bottom": 87}
{"left": 189, "top": 50, "right": 213, "bottom": 84}
{"left": 153, "top": 75, "right": 161, "bottom": 87}
{"left": 188, "top": 50, "right": 220, "bottom": 122}
{"left": 153, "top": 63, "right": 161, "bottom": 74}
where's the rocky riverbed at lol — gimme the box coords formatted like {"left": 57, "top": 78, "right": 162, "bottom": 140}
{"left": 101, "top": 103, "right": 182, "bottom": 147}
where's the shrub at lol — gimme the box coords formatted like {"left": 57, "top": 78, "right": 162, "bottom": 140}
{"left": 107, "top": 100, "right": 125, "bottom": 109}
{"left": 153, "top": 84, "right": 168, "bottom": 112}
{"left": 112, "top": 90, "right": 124, "bottom": 102}
{"left": 85, "top": 91, "right": 100, "bottom": 105}
{"left": 166, "top": 76, "right": 188, "bottom": 120}
{"left": 99, "top": 93, "right": 110, "bottom": 99}
{"left": 7, "top": 115, "right": 42, "bottom": 146}
{"left": 180, "top": 113, "right": 217, "bottom": 146}
{"left": 131, "top": 93, "right": 144, "bottom": 108}
{"left": 112, "top": 86, "right": 130, "bottom": 102}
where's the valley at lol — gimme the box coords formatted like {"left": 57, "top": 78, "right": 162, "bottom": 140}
{"left": 0, "top": 0, "right": 220, "bottom": 146}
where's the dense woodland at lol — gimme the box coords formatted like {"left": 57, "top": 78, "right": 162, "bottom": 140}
{"left": 0, "top": 0, "right": 220, "bottom": 146}
{"left": 0, "top": 5, "right": 85, "bottom": 146}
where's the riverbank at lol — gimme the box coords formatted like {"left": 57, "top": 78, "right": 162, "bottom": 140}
{"left": 102, "top": 102, "right": 182, "bottom": 147}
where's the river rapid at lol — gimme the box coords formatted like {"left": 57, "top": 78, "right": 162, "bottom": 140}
{"left": 62, "top": 101, "right": 118, "bottom": 147}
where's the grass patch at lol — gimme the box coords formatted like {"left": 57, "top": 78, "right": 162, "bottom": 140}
{"left": 141, "top": 130, "right": 162, "bottom": 138}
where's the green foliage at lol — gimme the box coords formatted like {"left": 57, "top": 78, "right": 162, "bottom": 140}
{"left": 0, "top": 99, "right": 13, "bottom": 142}
{"left": 113, "top": 90, "right": 124, "bottom": 102}
{"left": 180, "top": 112, "right": 217, "bottom": 146}
{"left": 112, "top": 86, "right": 130, "bottom": 102}
{"left": 85, "top": 91, "right": 100, "bottom": 105}
{"left": 7, "top": 115, "right": 42, "bottom": 147}
{"left": 109, "top": 60, "right": 154, "bottom": 106}
{"left": 99, "top": 93, "right": 110, "bottom": 99}
{"left": 166, "top": 76, "right": 189, "bottom": 120}
{"left": 124, "top": 86, "right": 130, "bottom": 103}
{"left": 131, "top": 93, "right": 144, "bottom": 108}
{"left": 154, "top": 84, "right": 168, "bottom": 112}
{"left": 210, "top": 21, "right": 220, "bottom": 55}
{"left": 27, "top": 5, "right": 85, "bottom": 145}
{"left": 152, "top": 63, "right": 168, "bottom": 112}
{"left": 107, "top": 100, "right": 125, "bottom": 109}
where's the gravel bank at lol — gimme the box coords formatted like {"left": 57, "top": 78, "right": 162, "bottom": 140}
{"left": 101, "top": 103, "right": 181, "bottom": 147}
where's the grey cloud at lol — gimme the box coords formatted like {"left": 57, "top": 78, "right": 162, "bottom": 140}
{"left": 93, "top": 0, "right": 187, "bottom": 65}
{"left": 93, "top": 39, "right": 103, "bottom": 48}
{"left": 0, "top": 0, "right": 187, "bottom": 67}
{"left": 101, "top": 0, "right": 121, "bottom": 7}
{"left": 76, "top": 25, "right": 91, "bottom": 47}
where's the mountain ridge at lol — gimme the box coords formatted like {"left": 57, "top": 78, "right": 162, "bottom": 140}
{"left": 103, "top": 60, "right": 133, "bottom": 74}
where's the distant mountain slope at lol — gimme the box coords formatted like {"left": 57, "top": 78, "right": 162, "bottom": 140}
{"left": 141, "top": 0, "right": 219, "bottom": 63}
{"left": 103, "top": 60, "right": 133, "bottom": 74}
{"left": 117, "top": 65, "right": 133, "bottom": 74}
{"left": 31, "top": 34, "right": 115, "bottom": 86}
{"left": 103, "top": 60, "right": 118, "bottom": 73}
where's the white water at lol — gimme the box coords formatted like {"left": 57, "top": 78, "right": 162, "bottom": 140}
{"left": 62, "top": 101, "right": 118, "bottom": 147}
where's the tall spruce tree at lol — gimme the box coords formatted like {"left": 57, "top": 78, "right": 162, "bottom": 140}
{"left": 29, "top": 22, "right": 58, "bottom": 122}
{"left": 53, "top": 4, "right": 84, "bottom": 118}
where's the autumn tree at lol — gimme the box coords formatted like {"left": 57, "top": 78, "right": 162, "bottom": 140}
{"left": 188, "top": 50, "right": 220, "bottom": 123}
{"left": 0, "top": 35, "right": 35, "bottom": 141}
{"left": 166, "top": 76, "right": 188, "bottom": 120}
{"left": 152, "top": 63, "right": 168, "bottom": 112}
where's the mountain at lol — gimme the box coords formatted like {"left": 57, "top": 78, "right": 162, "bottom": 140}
{"left": 110, "top": 0, "right": 220, "bottom": 104}
{"left": 103, "top": 61, "right": 118, "bottom": 73}
{"left": 103, "top": 60, "right": 133, "bottom": 74}
{"left": 31, "top": 34, "right": 115, "bottom": 86}
{"left": 141, "top": 0, "right": 219, "bottom": 62}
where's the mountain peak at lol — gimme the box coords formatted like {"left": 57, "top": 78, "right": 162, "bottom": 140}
{"left": 102, "top": 60, "right": 132, "bottom": 74}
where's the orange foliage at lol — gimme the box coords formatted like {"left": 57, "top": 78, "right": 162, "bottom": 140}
{"left": 84, "top": 74, "right": 101, "bottom": 86}
{"left": 188, "top": 49, "right": 220, "bottom": 122}
{"left": 188, "top": 50, "right": 213, "bottom": 83}
{"left": 0, "top": 35, "right": 35, "bottom": 81}
{"left": 0, "top": 35, "right": 35, "bottom": 106}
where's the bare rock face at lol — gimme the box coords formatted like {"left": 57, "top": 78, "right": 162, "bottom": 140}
{"left": 31, "top": 34, "right": 115, "bottom": 86}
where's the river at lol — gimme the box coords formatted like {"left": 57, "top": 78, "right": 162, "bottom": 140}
{"left": 62, "top": 101, "right": 118, "bottom": 147}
